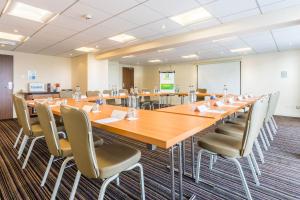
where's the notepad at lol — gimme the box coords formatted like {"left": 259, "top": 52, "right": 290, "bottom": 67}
{"left": 221, "top": 104, "right": 240, "bottom": 108}
{"left": 206, "top": 109, "right": 226, "bottom": 114}
{"left": 82, "top": 105, "right": 93, "bottom": 113}
{"left": 96, "top": 118, "right": 121, "bottom": 124}
{"left": 95, "top": 110, "right": 127, "bottom": 124}
{"left": 81, "top": 95, "right": 87, "bottom": 99}
{"left": 227, "top": 97, "right": 235, "bottom": 104}
{"left": 215, "top": 101, "right": 224, "bottom": 107}
{"left": 119, "top": 93, "right": 126, "bottom": 96}
{"left": 194, "top": 105, "right": 209, "bottom": 112}
{"left": 102, "top": 94, "right": 109, "bottom": 97}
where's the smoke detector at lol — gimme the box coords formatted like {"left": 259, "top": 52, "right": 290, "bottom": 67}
{"left": 82, "top": 14, "right": 92, "bottom": 20}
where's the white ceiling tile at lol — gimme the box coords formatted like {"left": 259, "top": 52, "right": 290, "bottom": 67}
{"left": 240, "top": 31, "right": 277, "bottom": 52}
{"left": 272, "top": 25, "right": 300, "bottom": 51}
{"left": 16, "top": 0, "right": 77, "bottom": 13}
{"left": 141, "top": 18, "right": 182, "bottom": 34}
{"left": 126, "top": 26, "right": 157, "bottom": 39}
{"left": 204, "top": 0, "right": 258, "bottom": 18}
{"left": 100, "top": 17, "right": 138, "bottom": 35}
{"left": 144, "top": 0, "right": 200, "bottom": 17}
{"left": 118, "top": 5, "right": 164, "bottom": 26}
{"left": 63, "top": 2, "right": 111, "bottom": 23}
{"left": 81, "top": 0, "right": 140, "bottom": 15}
{"left": 0, "top": 15, "right": 41, "bottom": 35}
{"left": 260, "top": 0, "right": 300, "bottom": 13}
{"left": 196, "top": 0, "right": 219, "bottom": 5}
{"left": 186, "top": 18, "right": 220, "bottom": 31}
{"left": 256, "top": 0, "right": 284, "bottom": 6}
{"left": 50, "top": 15, "right": 92, "bottom": 31}
{"left": 220, "top": 8, "right": 260, "bottom": 23}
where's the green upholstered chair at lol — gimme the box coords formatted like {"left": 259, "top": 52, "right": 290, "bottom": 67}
{"left": 60, "top": 106, "right": 145, "bottom": 200}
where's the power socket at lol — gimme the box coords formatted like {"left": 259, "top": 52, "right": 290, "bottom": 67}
{"left": 296, "top": 106, "right": 300, "bottom": 110}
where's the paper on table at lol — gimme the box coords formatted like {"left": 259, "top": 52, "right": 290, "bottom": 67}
{"left": 221, "top": 104, "right": 240, "bottom": 108}
{"left": 194, "top": 105, "right": 208, "bottom": 112}
{"left": 206, "top": 109, "right": 226, "bottom": 114}
{"left": 95, "top": 118, "right": 121, "bottom": 124}
{"left": 215, "top": 101, "right": 224, "bottom": 107}
{"left": 102, "top": 94, "right": 109, "bottom": 97}
{"left": 119, "top": 93, "right": 126, "bottom": 96}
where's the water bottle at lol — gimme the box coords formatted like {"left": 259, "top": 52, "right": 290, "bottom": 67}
{"left": 223, "top": 84, "right": 228, "bottom": 102}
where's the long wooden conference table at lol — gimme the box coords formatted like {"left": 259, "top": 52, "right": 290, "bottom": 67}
{"left": 27, "top": 96, "right": 256, "bottom": 200}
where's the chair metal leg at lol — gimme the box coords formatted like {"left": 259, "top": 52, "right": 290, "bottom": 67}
{"left": 115, "top": 176, "right": 120, "bottom": 186}
{"left": 69, "top": 170, "right": 81, "bottom": 200}
{"left": 271, "top": 116, "right": 278, "bottom": 129}
{"left": 246, "top": 155, "right": 260, "bottom": 186}
{"left": 195, "top": 149, "right": 204, "bottom": 183}
{"left": 135, "top": 163, "right": 145, "bottom": 200}
{"left": 250, "top": 152, "right": 261, "bottom": 176}
{"left": 265, "top": 123, "right": 274, "bottom": 141}
{"left": 269, "top": 120, "right": 277, "bottom": 134}
{"left": 228, "top": 158, "right": 253, "bottom": 200}
{"left": 259, "top": 131, "right": 268, "bottom": 151}
{"left": 254, "top": 139, "right": 264, "bottom": 164}
{"left": 41, "top": 155, "right": 54, "bottom": 186}
{"left": 209, "top": 154, "right": 214, "bottom": 170}
{"left": 17, "top": 135, "right": 29, "bottom": 159}
{"left": 98, "top": 174, "right": 119, "bottom": 200}
{"left": 22, "top": 136, "right": 44, "bottom": 169}
{"left": 51, "top": 157, "right": 73, "bottom": 200}
{"left": 14, "top": 128, "right": 23, "bottom": 148}
{"left": 261, "top": 128, "right": 270, "bottom": 147}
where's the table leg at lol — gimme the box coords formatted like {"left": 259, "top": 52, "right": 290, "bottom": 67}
{"left": 169, "top": 146, "right": 175, "bottom": 200}
{"left": 178, "top": 142, "right": 183, "bottom": 200}
{"left": 182, "top": 141, "right": 186, "bottom": 173}
{"left": 191, "top": 136, "right": 195, "bottom": 178}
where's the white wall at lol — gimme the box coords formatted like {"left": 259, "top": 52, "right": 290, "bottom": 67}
{"left": 241, "top": 50, "right": 300, "bottom": 117}
{"left": 88, "top": 55, "right": 109, "bottom": 91}
{"left": 0, "top": 50, "right": 71, "bottom": 93}
{"left": 71, "top": 54, "right": 88, "bottom": 93}
{"left": 140, "top": 50, "right": 300, "bottom": 117}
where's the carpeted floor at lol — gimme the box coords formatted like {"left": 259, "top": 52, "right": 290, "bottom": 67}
{"left": 0, "top": 116, "right": 300, "bottom": 200}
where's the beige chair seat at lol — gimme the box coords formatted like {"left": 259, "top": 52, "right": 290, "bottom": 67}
{"left": 31, "top": 124, "right": 44, "bottom": 136}
{"left": 59, "top": 139, "right": 72, "bottom": 157}
{"left": 198, "top": 133, "right": 242, "bottom": 158}
{"left": 227, "top": 117, "right": 247, "bottom": 126}
{"left": 95, "top": 144, "right": 141, "bottom": 179}
{"left": 215, "top": 123, "right": 244, "bottom": 139}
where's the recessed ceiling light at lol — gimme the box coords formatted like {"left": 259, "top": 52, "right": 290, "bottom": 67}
{"left": 230, "top": 47, "right": 252, "bottom": 53}
{"left": 0, "top": 40, "right": 17, "bottom": 46}
{"left": 182, "top": 54, "right": 198, "bottom": 59}
{"left": 157, "top": 48, "right": 174, "bottom": 53}
{"left": 8, "top": 2, "right": 54, "bottom": 23}
{"left": 170, "top": 7, "right": 212, "bottom": 26}
{"left": 213, "top": 37, "right": 237, "bottom": 43}
{"left": 148, "top": 59, "right": 162, "bottom": 63}
{"left": 75, "top": 47, "right": 98, "bottom": 52}
{"left": 122, "top": 55, "right": 135, "bottom": 58}
{"left": 109, "top": 34, "right": 136, "bottom": 43}
{"left": 23, "top": 36, "right": 30, "bottom": 42}
{"left": 0, "top": 31, "right": 25, "bottom": 41}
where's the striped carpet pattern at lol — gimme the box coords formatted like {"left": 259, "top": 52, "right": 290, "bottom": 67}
{"left": 0, "top": 116, "right": 300, "bottom": 200}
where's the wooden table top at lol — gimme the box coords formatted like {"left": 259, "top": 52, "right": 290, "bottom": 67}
{"left": 29, "top": 99, "right": 217, "bottom": 149}
{"left": 156, "top": 98, "right": 257, "bottom": 119}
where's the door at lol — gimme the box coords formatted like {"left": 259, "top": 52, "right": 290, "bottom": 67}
{"left": 122, "top": 67, "right": 134, "bottom": 90}
{"left": 0, "top": 55, "right": 13, "bottom": 119}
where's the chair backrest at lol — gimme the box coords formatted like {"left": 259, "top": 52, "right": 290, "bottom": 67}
{"left": 265, "top": 92, "right": 279, "bottom": 122}
{"left": 13, "top": 94, "right": 22, "bottom": 126}
{"left": 241, "top": 96, "right": 268, "bottom": 156}
{"left": 103, "top": 90, "right": 115, "bottom": 105}
{"left": 60, "top": 106, "right": 99, "bottom": 178}
{"left": 36, "top": 103, "right": 61, "bottom": 156}
{"left": 197, "top": 88, "right": 207, "bottom": 101}
{"left": 119, "top": 89, "right": 128, "bottom": 94}
{"left": 86, "top": 91, "right": 100, "bottom": 97}
{"left": 60, "top": 90, "right": 73, "bottom": 98}
{"left": 14, "top": 96, "right": 32, "bottom": 136}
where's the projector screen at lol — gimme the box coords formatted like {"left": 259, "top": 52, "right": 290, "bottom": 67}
{"left": 197, "top": 61, "right": 241, "bottom": 95}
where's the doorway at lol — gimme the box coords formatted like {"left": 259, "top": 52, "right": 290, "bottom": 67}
{"left": 0, "top": 55, "right": 13, "bottom": 120}
{"left": 122, "top": 67, "right": 134, "bottom": 90}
